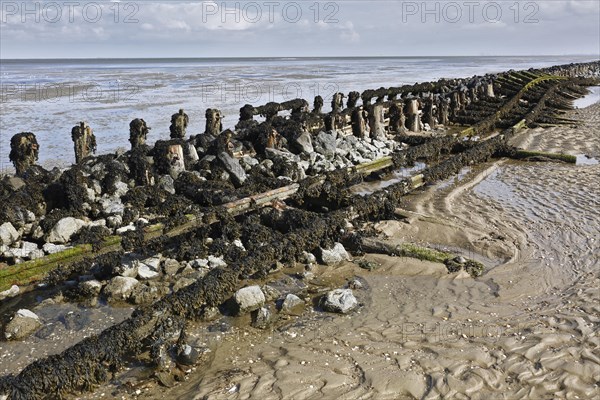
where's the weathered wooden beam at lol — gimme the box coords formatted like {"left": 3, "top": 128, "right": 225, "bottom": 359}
{"left": 511, "top": 150, "right": 576, "bottom": 163}
{"left": 0, "top": 153, "right": 404, "bottom": 291}
{"left": 359, "top": 237, "right": 453, "bottom": 263}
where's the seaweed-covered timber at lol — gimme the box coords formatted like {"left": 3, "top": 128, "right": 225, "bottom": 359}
{"left": 8, "top": 132, "right": 39, "bottom": 176}
{"left": 0, "top": 60, "right": 599, "bottom": 399}
{"left": 71, "top": 122, "right": 97, "bottom": 164}
{"left": 129, "top": 118, "right": 150, "bottom": 149}
{"left": 169, "top": 109, "right": 189, "bottom": 139}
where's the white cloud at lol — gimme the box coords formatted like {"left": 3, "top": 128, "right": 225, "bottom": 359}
{"left": 0, "top": 0, "right": 597, "bottom": 57}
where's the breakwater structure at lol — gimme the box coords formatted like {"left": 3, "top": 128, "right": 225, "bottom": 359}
{"left": 0, "top": 60, "right": 598, "bottom": 399}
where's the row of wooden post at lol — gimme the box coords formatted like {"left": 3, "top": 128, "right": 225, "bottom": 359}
{"left": 7, "top": 80, "right": 495, "bottom": 176}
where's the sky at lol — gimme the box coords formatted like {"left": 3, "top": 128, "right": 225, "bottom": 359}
{"left": 0, "top": 0, "right": 599, "bottom": 58}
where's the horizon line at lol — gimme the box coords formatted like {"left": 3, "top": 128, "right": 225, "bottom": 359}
{"left": 1, "top": 54, "right": 599, "bottom": 61}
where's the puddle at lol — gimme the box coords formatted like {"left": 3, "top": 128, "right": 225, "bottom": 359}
{"left": 576, "top": 154, "right": 599, "bottom": 166}
{"left": 437, "top": 166, "right": 472, "bottom": 190}
{"left": 573, "top": 86, "right": 600, "bottom": 109}
{"left": 473, "top": 168, "right": 517, "bottom": 205}
{"left": 0, "top": 301, "right": 133, "bottom": 375}
{"left": 351, "top": 162, "right": 427, "bottom": 196}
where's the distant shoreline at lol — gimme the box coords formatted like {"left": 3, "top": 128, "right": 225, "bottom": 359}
{"left": 2, "top": 55, "right": 599, "bottom": 63}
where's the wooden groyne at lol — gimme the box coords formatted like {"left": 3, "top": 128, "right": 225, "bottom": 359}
{"left": 0, "top": 60, "right": 598, "bottom": 399}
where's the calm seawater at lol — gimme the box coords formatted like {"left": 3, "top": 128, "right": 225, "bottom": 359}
{"left": 0, "top": 56, "right": 596, "bottom": 172}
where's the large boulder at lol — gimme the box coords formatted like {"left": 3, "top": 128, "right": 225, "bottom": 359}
{"left": 218, "top": 151, "right": 246, "bottom": 186}
{"left": 137, "top": 255, "right": 161, "bottom": 280}
{"left": 116, "top": 254, "right": 140, "bottom": 277}
{"left": 99, "top": 196, "right": 125, "bottom": 216}
{"left": 318, "top": 242, "right": 351, "bottom": 265}
{"left": 5, "top": 241, "right": 40, "bottom": 260}
{"left": 321, "top": 289, "right": 358, "bottom": 314}
{"left": 46, "top": 217, "right": 86, "bottom": 244}
{"left": 291, "top": 131, "right": 314, "bottom": 154}
{"left": 0, "top": 222, "right": 19, "bottom": 246}
{"left": 4, "top": 309, "right": 42, "bottom": 340}
{"left": 103, "top": 276, "right": 139, "bottom": 302}
{"left": 233, "top": 285, "right": 265, "bottom": 314}
{"left": 314, "top": 131, "right": 337, "bottom": 159}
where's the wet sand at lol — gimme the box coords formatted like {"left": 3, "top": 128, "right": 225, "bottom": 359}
{"left": 156, "top": 104, "right": 598, "bottom": 399}
{"left": 12, "top": 103, "right": 599, "bottom": 399}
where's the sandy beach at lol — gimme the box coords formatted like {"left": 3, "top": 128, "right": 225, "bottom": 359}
{"left": 55, "top": 104, "right": 600, "bottom": 400}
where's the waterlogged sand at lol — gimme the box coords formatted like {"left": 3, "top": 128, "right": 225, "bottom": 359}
{"left": 50, "top": 103, "right": 600, "bottom": 399}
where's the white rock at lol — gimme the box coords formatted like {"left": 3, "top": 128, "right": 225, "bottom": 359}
{"left": 100, "top": 196, "right": 125, "bottom": 216}
{"left": 319, "top": 242, "right": 351, "bottom": 265}
{"left": 137, "top": 264, "right": 160, "bottom": 280}
{"left": 116, "top": 224, "right": 136, "bottom": 234}
{"left": 31, "top": 225, "right": 44, "bottom": 240}
{"left": 157, "top": 175, "right": 176, "bottom": 195}
{"left": 43, "top": 243, "right": 68, "bottom": 254}
{"left": 114, "top": 181, "right": 129, "bottom": 197}
{"left": 322, "top": 289, "right": 358, "bottom": 314}
{"left": 107, "top": 215, "right": 123, "bottom": 228}
{"left": 232, "top": 239, "right": 245, "bottom": 250}
{"left": 116, "top": 254, "right": 140, "bottom": 278}
{"left": 86, "top": 188, "right": 96, "bottom": 202}
{"left": 103, "top": 276, "right": 139, "bottom": 302}
{"left": 0, "top": 285, "right": 20, "bottom": 301}
{"left": 47, "top": 217, "right": 86, "bottom": 244}
{"left": 21, "top": 241, "right": 38, "bottom": 252}
{"left": 4, "top": 248, "right": 30, "bottom": 259}
{"left": 28, "top": 249, "right": 45, "bottom": 260}
{"left": 89, "top": 219, "right": 107, "bottom": 227}
{"left": 137, "top": 256, "right": 161, "bottom": 280}
{"left": 208, "top": 255, "right": 227, "bottom": 268}
{"left": 0, "top": 222, "right": 19, "bottom": 246}
{"left": 234, "top": 285, "right": 265, "bottom": 314}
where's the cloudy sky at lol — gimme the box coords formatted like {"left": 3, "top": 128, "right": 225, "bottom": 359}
{"left": 0, "top": 0, "right": 598, "bottom": 58}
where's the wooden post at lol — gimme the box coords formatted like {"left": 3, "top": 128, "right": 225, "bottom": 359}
{"left": 170, "top": 109, "right": 189, "bottom": 139}
{"left": 388, "top": 102, "right": 406, "bottom": 133}
{"left": 368, "top": 103, "right": 386, "bottom": 139}
{"left": 347, "top": 91, "right": 360, "bottom": 108}
{"left": 129, "top": 118, "right": 150, "bottom": 150}
{"left": 331, "top": 92, "right": 344, "bottom": 113}
{"left": 313, "top": 96, "right": 323, "bottom": 114}
{"left": 486, "top": 83, "right": 495, "bottom": 97}
{"left": 9, "top": 132, "right": 39, "bottom": 176}
{"left": 437, "top": 96, "right": 449, "bottom": 126}
{"left": 422, "top": 96, "right": 436, "bottom": 128}
{"left": 351, "top": 106, "right": 368, "bottom": 138}
{"left": 405, "top": 99, "right": 421, "bottom": 132}
{"left": 71, "top": 122, "right": 97, "bottom": 164}
{"left": 205, "top": 108, "right": 223, "bottom": 136}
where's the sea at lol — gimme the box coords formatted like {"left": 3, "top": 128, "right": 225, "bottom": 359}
{"left": 0, "top": 55, "right": 597, "bottom": 173}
